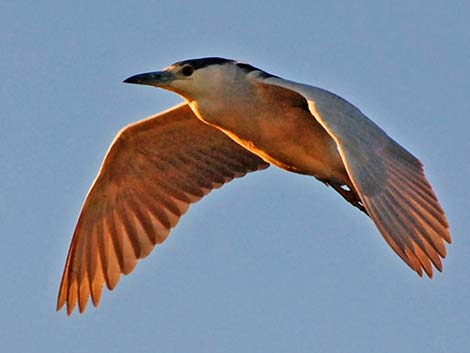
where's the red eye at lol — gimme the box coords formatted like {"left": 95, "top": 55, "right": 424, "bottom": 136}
{"left": 181, "top": 65, "right": 194, "bottom": 76}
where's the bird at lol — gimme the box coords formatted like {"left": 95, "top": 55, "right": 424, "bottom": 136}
{"left": 57, "top": 57, "right": 451, "bottom": 315}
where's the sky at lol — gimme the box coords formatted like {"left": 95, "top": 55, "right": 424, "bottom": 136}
{"left": 2, "top": 1, "right": 470, "bottom": 352}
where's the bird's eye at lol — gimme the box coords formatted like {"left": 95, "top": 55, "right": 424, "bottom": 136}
{"left": 181, "top": 65, "right": 194, "bottom": 77}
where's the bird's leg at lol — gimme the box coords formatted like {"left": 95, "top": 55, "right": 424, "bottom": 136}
{"left": 328, "top": 182, "right": 368, "bottom": 215}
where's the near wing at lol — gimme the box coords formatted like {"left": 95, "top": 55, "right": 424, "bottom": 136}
{"left": 57, "top": 103, "right": 269, "bottom": 315}
{"left": 264, "top": 77, "right": 451, "bottom": 277}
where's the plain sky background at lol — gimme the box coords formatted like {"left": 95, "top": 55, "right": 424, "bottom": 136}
{"left": 2, "top": 1, "right": 469, "bottom": 352}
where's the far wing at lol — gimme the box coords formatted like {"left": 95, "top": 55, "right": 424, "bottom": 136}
{"left": 57, "top": 103, "right": 269, "bottom": 315}
{"left": 264, "top": 77, "right": 451, "bottom": 277}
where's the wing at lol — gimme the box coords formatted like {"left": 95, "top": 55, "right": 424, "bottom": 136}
{"left": 263, "top": 77, "right": 451, "bottom": 277}
{"left": 57, "top": 103, "right": 269, "bottom": 315}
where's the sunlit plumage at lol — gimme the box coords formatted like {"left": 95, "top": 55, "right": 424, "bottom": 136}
{"left": 58, "top": 57, "right": 451, "bottom": 315}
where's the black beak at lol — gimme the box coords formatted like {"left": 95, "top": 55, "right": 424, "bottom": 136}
{"left": 123, "top": 70, "right": 175, "bottom": 86}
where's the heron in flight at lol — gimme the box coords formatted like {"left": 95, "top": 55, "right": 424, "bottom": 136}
{"left": 57, "top": 57, "right": 451, "bottom": 315}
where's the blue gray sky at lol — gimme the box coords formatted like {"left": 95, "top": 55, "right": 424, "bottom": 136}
{"left": 2, "top": 1, "right": 469, "bottom": 352}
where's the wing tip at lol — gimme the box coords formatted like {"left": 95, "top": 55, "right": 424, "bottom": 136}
{"left": 56, "top": 294, "right": 101, "bottom": 316}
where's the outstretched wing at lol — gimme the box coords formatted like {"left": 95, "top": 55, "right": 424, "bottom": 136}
{"left": 57, "top": 103, "right": 269, "bottom": 315}
{"left": 264, "top": 77, "right": 451, "bottom": 277}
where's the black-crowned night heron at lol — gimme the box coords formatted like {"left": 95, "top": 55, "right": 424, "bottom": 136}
{"left": 57, "top": 57, "right": 451, "bottom": 315}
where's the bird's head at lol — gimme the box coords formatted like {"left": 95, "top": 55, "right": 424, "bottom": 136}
{"left": 124, "top": 57, "right": 275, "bottom": 102}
